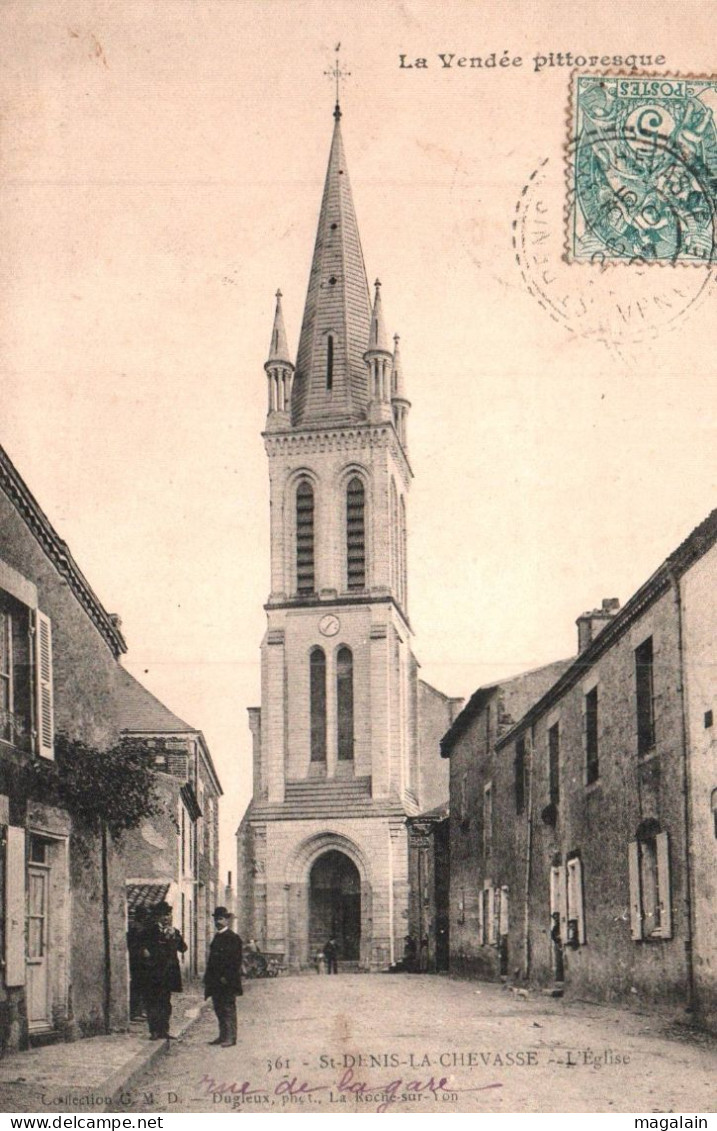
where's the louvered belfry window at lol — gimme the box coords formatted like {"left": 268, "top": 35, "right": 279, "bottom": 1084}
{"left": 346, "top": 477, "right": 366, "bottom": 590}
{"left": 310, "top": 647, "right": 327, "bottom": 762}
{"left": 296, "top": 479, "right": 315, "bottom": 593}
{"left": 337, "top": 646, "right": 354, "bottom": 761}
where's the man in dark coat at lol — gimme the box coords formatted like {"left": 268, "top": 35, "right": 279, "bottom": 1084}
{"left": 323, "top": 936, "right": 338, "bottom": 974}
{"left": 204, "top": 907, "right": 243, "bottom": 1047}
{"left": 142, "top": 902, "right": 187, "bottom": 1040}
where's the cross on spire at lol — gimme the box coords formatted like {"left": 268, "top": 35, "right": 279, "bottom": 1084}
{"left": 324, "top": 44, "right": 350, "bottom": 119}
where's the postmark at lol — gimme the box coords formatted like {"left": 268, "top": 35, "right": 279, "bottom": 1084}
{"left": 568, "top": 74, "right": 717, "bottom": 263}
{"left": 513, "top": 156, "right": 715, "bottom": 348}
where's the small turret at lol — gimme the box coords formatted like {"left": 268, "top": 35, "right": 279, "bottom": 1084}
{"left": 364, "top": 280, "right": 393, "bottom": 424}
{"left": 264, "top": 290, "right": 294, "bottom": 427}
{"left": 391, "top": 333, "right": 410, "bottom": 448}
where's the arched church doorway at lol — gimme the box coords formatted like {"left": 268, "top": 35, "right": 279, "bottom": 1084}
{"left": 309, "top": 850, "right": 361, "bottom": 963}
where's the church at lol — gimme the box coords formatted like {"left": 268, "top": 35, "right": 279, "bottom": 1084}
{"left": 236, "top": 98, "right": 461, "bottom": 972}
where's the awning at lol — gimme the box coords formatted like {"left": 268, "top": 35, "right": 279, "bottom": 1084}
{"left": 126, "top": 882, "right": 170, "bottom": 916}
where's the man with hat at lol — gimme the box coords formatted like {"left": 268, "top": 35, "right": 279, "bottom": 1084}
{"left": 204, "top": 907, "right": 243, "bottom": 1047}
{"left": 141, "top": 902, "right": 187, "bottom": 1040}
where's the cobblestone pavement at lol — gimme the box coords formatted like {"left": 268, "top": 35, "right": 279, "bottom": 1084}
{"left": 124, "top": 975, "right": 715, "bottom": 1115}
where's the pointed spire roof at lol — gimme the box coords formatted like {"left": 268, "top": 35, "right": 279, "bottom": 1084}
{"left": 266, "top": 289, "right": 292, "bottom": 368}
{"left": 366, "top": 280, "right": 391, "bottom": 355}
{"left": 291, "top": 110, "right": 372, "bottom": 425}
{"left": 392, "top": 333, "right": 407, "bottom": 400}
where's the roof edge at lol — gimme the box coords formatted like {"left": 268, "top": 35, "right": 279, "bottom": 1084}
{"left": 495, "top": 508, "right": 717, "bottom": 752}
{"left": 0, "top": 444, "right": 127, "bottom": 658}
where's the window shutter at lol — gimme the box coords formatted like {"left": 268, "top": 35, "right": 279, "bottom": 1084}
{"left": 5, "top": 826, "right": 26, "bottom": 986}
{"left": 628, "top": 840, "right": 643, "bottom": 940}
{"left": 34, "top": 611, "right": 54, "bottom": 759}
{"left": 567, "top": 857, "right": 586, "bottom": 944}
{"left": 550, "top": 864, "right": 568, "bottom": 939}
{"left": 492, "top": 887, "right": 501, "bottom": 945}
{"left": 499, "top": 885, "right": 509, "bottom": 935}
{"left": 486, "top": 884, "right": 495, "bottom": 944}
{"left": 477, "top": 889, "right": 484, "bottom": 945}
{"left": 655, "top": 831, "right": 672, "bottom": 939}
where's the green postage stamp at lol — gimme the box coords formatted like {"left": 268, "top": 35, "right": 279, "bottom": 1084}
{"left": 569, "top": 75, "right": 717, "bottom": 263}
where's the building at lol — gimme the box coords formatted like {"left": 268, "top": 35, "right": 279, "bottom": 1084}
{"left": 236, "top": 102, "right": 460, "bottom": 970}
{"left": 440, "top": 659, "right": 573, "bottom": 979}
{"left": 115, "top": 668, "right": 222, "bottom": 978}
{"left": 0, "top": 442, "right": 129, "bottom": 1047}
{"left": 443, "top": 510, "right": 716, "bottom": 1030}
{"left": 0, "top": 435, "right": 223, "bottom": 1050}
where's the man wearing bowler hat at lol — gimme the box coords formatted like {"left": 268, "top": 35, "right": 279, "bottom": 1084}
{"left": 204, "top": 907, "right": 243, "bottom": 1047}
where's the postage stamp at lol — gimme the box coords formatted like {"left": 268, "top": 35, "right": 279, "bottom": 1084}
{"left": 568, "top": 74, "right": 717, "bottom": 263}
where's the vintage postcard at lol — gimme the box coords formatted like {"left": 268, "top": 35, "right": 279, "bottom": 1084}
{"left": 0, "top": 0, "right": 714, "bottom": 1120}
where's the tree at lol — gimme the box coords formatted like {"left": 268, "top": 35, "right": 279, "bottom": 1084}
{"left": 28, "top": 735, "right": 163, "bottom": 1032}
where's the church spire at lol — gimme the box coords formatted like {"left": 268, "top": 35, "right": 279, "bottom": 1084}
{"left": 291, "top": 109, "right": 372, "bottom": 426}
{"left": 264, "top": 289, "right": 294, "bottom": 425}
{"left": 365, "top": 280, "right": 393, "bottom": 424}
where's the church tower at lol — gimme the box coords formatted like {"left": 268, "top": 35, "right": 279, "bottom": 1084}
{"left": 238, "top": 101, "right": 454, "bottom": 971}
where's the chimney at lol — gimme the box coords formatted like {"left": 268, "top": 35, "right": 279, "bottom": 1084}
{"left": 576, "top": 597, "right": 620, "bottom": 653}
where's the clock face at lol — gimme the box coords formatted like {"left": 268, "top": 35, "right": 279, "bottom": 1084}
{"left": 318, "top": 614, "right": 340, "bottom": 637}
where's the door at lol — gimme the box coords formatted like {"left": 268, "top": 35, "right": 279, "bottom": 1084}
{"left": 27, "top": 863, "right": 50, "bottom": 1029}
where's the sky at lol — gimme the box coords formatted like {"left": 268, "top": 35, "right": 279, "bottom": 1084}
{"left": 1, "top": 0, "right": 714, "bottom": 879}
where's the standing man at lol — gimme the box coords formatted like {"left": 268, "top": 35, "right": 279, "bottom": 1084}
{"left": 204, "top": 907, "right": 243, "bottom": 1048}
{"left": 142, "top": 902, "right": 187, "bottom": 1041}
{"left": 323, "top": 936, "right": 338, "bottom": 974}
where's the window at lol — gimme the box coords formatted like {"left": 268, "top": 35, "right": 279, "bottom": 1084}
{"left": 310, "top": 647, "right": 327, "bottom": 762}
{"left": 390, "top": 479, "right": 398, "bottom": 595}
{"left": 399, "top": 497, "right": 407, "bottom": 607}
{"left": 346, "top": 478, "right": 366, "bottom": 590}
{"left": 548, "top": 723, "right": 560, "bottom": 806}
{"left": 459, "top": 773, "right": 467, "bottom": 821}
{"left": 0, "top": 586, "right": 53, "bottom": 759}
{"left": 483, "top": 782, "right": 493, "bottom": 855}
{"left": 585, "top": 687, "right": 599, "bottom": 784}
{"left": 0, "top": 610, "right": 13, "bottom": 742}
{"left": 635, "top": 637, "right": 656, "bottom": 755}
{"left": 336, "top": 646, "right": 354, "bottom": 760}
{"left": 629, "top": 829, "right": 672, "bottom": 940}
{"left": 514, "top": 737, "right": 526, "bottom": 814}
{"left": 296, "top": 480, "right": 315, "bottom": 593}
{"left": 326, "top": 335, "right": 334, "bottom": 390}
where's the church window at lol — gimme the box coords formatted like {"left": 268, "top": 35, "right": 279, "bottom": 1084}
{"left": 399, "top": 496, "right": 407, "bottom": 607}
{"left": 296, "top": 480, "right": 315, "bottom": 593}
{"left": 310, "top": 648, "right": 327, "bottom": 762}
{"left": 326, "top": 335, "right": 334, "bottom": 391}
{"left": 336, "top": 646, "right": 354, "bottom": 760}
{"left": 346, "top": 477, "right": 366, "bottom": 591}
{"left": 390, "top": 479, "right": 398, "bottom": 595}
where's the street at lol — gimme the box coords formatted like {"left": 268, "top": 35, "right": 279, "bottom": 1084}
{"left": 124, "top": 975, "right": 715, "bottom": 1114}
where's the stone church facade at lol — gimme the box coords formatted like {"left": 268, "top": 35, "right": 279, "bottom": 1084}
{"left": 236, "top": 104, "right": 461, "bottom": 971}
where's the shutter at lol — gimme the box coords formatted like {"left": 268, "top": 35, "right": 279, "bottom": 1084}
{"left": 492, "top": 888, "right": 501, "bottom": 945}
{"left": 628, "top": 840, "right": 643, "bottom": 940}
{"left": 499, "top": 886, "right": 509, "bottom": 935}
{"left": 477, "top": 889, "right": 484, "bottom": 944}
{"left": 5, "top": 826, "right": 26, "bottom": 986}
{"left": 655, "top": 831, "right": 672, "bottom": 939}
{"left": 486, "top": 884, "right": 495, "bottom": 944}
{"left": 549, "top": 865, "right": 560, "bottom": 916}
{"left": 34, "top": 611, "right": 54, "bottom": 759}
{"left": 567, "top": 857, "right": 586, "bottom": 944}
